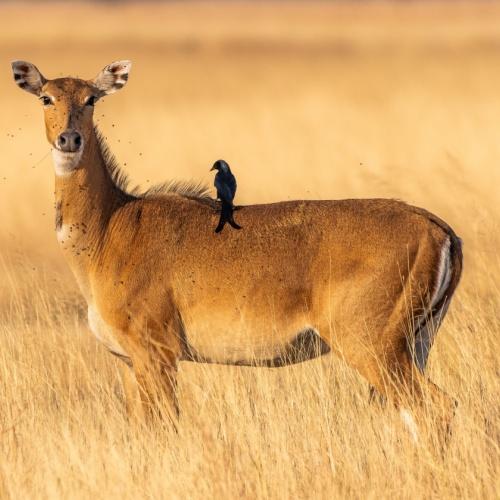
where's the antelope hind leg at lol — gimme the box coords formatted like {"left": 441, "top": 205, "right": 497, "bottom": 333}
{"left": 381, "top": 354, "right": 457, "bottom": 450}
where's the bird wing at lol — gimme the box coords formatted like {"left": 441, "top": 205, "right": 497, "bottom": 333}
{"left": 215, "top": 175, "right": 234, "bottom": 202}
{"left": 227, "top": 173, "right": 237, "bottom": 197}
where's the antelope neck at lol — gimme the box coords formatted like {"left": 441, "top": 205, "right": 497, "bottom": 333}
{"left": 54, "top": 129, "right": 123, "bottom": 260}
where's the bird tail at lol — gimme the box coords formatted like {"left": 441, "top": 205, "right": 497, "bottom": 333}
{"left": 215, "top": 201, "right": 242, "bottom": 233}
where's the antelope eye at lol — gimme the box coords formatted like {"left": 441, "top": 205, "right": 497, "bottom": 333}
{"left": 40, "top": 96, "right": 52, "bottom": 106}
{"left": 85, "top": 96, "right": 97, "bottom": 107}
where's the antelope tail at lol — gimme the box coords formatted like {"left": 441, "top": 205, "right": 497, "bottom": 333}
{"left": 215, "top": 200, "right": 242, "bottom": 233}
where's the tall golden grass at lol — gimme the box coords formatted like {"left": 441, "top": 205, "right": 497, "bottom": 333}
{"left": 0, "top": 2, "right": 498, "bottom": 498}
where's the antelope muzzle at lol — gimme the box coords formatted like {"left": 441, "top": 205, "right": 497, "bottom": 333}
{"left": 57, "top": 129, "right": 82, "bottom": 153}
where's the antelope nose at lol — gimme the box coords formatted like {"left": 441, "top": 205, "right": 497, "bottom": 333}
{"left": 57, "top": 130, "right": 82, "bottom": 153}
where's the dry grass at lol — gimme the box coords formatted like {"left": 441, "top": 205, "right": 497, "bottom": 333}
{"left": 0, "top": 2, "right": 499, "bottom": 498}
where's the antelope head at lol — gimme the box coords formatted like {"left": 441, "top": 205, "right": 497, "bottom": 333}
{"left": 11, "top": 60, "right": 131, "bottom": 175}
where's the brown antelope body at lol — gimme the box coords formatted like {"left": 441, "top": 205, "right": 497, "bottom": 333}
{"left": 12, "top": 60, "right": 462, "bottom": 439}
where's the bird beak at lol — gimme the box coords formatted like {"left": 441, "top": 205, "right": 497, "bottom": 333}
{"left": 210, "top": 166, "right": 216, "bottom": 171}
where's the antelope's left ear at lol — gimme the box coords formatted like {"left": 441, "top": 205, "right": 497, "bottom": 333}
{"left": 93, "top": 60, "right": 131, "bottom": 95}
{"left": 11, "top": 60, "right": 47, "bottom": 96}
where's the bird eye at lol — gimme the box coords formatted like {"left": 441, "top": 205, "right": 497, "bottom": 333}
{"left": 40, "top": 96, "right": 52, "bottom": 106}
{"left": 85, "top": 96, "right": 97, "bottom": 107}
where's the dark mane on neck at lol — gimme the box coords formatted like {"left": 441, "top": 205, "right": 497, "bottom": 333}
{"left": 95, "top": 128, "right": 214, "bottom": 205}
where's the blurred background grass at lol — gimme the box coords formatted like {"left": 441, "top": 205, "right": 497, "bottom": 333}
{"left": 0, "top": 2, "right": 498, "bottom": 498}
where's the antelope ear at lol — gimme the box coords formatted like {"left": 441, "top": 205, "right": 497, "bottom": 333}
{"left": 93, "top": 60, "right": 131, "bottom": 95}
{"left": 11, "top": 60, "right": 47, "bottom": 96}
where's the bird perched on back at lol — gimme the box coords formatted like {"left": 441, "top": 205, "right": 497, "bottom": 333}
{"left": 210, "top": 159, "right": 242, "bottom": 233}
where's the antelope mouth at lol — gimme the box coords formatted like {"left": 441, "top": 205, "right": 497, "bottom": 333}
{"left": 52, "top": 145, "right": 82, "bottom": 158}
{"left": 53, "top": 147, "right": 80, "bottom": 155}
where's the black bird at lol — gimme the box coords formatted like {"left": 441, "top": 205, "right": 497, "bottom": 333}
{"left": 210, "top": 159, "right": 242, "bottom": 233}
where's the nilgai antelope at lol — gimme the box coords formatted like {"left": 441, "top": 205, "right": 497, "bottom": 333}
{"left": 12, "top": 60, "right": 462, "bottom": 441}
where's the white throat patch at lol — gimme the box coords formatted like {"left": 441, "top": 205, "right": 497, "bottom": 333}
{"left": 52, "top": 147, "right": 83, "bottom": 176}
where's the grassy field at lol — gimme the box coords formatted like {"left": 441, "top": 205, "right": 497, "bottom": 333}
{"left": 0, "top": 1, "right": 499, "bottom": 498}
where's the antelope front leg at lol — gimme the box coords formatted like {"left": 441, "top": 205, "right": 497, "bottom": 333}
{"left": 117, "top": 361, "right": 144, "bottom": 420}
{"left": 133, "top": 358, "right": 179, "bottom": 427}
{"left": 126, "top": 320, "right": 183, "bottom": 429}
